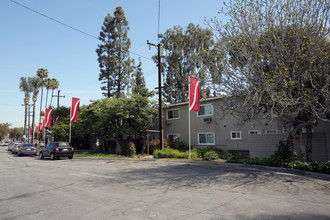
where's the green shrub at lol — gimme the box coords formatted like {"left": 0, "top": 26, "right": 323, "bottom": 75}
{"left": 284, "top": 161, "right": 330, "bottom": 174}
{"left": 120, "top": 141, "right": 136, "bottom": 157}
{"left": 149, "top": 138, "right": 170, "bottom": 155}
{"left": 194, "top": 148, "right": 225, "bottom": 159}
{"left": 273, "top": 140, "right": 296, "bottom": 163}
{"left": 153, "top": 148, "right": 197, "bottom": 160}
{"left": 169, "top": 138, "right": 188, "bottom": 151}
{"left": 227, "top": 144, "right": 330, "bottom": 174}
{"left": 225, "top": 151, "right": 242, "bottom": 160}
{"left": 203, "top": 151, "right": 219, "bottom": 160}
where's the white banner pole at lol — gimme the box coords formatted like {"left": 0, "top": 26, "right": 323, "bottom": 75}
{"left": 188, "top": 76, "right": 191, "bottom": 159}
{"left": 69, "top": 98, "right": 72, "bottom": 143}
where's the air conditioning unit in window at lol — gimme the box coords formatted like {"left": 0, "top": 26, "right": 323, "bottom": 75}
{"left": 204, "top": 117, "right": 212, "bottom": 123}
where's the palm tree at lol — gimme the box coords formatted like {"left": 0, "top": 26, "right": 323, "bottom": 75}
{"left": 44, "top": 78, "right": 54, "bottom": 110}
{"left": 37, "top": 68, "right": 49, "bottom": 123}
{"left": 49, "top": 78, "right": 59, "bottom": 107}
{"left": 31, "top": 76, "right": 43, "bottom": 143}
{"left": 19, "top": 77, "right": 33, "bottom": 141}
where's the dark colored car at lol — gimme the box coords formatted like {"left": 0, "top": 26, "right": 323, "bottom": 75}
{"left": 39, "top": 142, "right": 74, "bottom": 160}
{"left": 17, "top": 144, "right": 37, "bottom": 156}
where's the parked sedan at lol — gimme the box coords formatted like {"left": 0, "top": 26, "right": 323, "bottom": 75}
{"left": 39, "top": 142, "right": 74, "bottom": 160}
{"left": 7, "top": 142, "right": 15, "bottom": 152}
{"left": 17, "top": 144, "right": 37, "bottom": 156}
{"left": 12, "top": 143, "right": 23, "bottom": 154}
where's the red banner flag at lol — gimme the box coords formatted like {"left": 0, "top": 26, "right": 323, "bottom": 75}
{"left": 45, "top": 108, "right": 52, "bottom": 127}
{"left": 189, "top": 77, "right": 200, "bottom": 111}
{"left": 71, "top": 97, "right": 80, "bottom": 122}
{"left": 53, "top": 116, "right": 60, "bottom": 127}
{"left": 29, "top": 126, "right": 33, "bottom": 135}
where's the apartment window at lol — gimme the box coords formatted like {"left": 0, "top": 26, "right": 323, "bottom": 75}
{"left": 265, "top": 129, "right": 278, "bottom": 134}
{"left": 248, "top": 130, "right": 261, "bottom": 135}
{"left": 167, "top": 133, "right": 180, "bottom": 142}
{"left": 198, "top": 104, "right": 213, "bottom": 116}
{"left": 198, "top": 132, "right": 215, "bottom": 145}
{"left": 167, "top": 109, "right": 180, "bottom": 120}
{"left": 230, "top": 131, "right": 242, "bottom": 140}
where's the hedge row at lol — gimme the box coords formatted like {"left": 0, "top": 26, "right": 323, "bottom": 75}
{"left": 153, "top": 148, "right": 197, "bottom": 159}
{"left": 227, "top": 157, "right": 330, "bottom": 174}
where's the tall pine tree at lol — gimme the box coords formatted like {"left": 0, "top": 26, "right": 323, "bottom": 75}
{"left": 131, "top": 58, "right": 146, "bottom": 95}
{"left": 96, "top": 7, "right": 134, "bottom": 98}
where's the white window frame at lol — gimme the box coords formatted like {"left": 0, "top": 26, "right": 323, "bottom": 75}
{"left": 230, "top": 131, "right": 242, "bottom": 140}
{"left": 167, "top": 108, "right": 180, "bottom": 120}
{"left": 167, "top": 133, "right": 180, "bottom": 141}
{"left": 198, "top": 132, "right": 215, "bottom": 145}
{"left": 248, "top": 130, "right": 262, "bottom": 135}
{"left": 197, "top": 104, "right": 213, "bottom": 117}
{"left": 265, "top": 129, "right": 278, "bottom": 135}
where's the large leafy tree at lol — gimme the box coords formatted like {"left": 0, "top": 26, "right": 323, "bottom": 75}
{"left": 0, "top": 123, "right": 10, "bottom": 141}
{"left": 9, "top": 127, "right": 23, "bottom": 141}
{"left": 52, "top": 106, "right": 71, "bottom": 142}
{"left": 157, "top": 23, "right": 222, "bottom": 103}
{"left": 211, "top": 0, "right": 329, "bottom": 161}
{"left": 77, "top": 95, "right": 157, "bottom": 152}
{"left": 96, "top": 6, "right": 134, "bottom": 98}
{"left": 19, "top": 77, "right": 33, "bottom": 139}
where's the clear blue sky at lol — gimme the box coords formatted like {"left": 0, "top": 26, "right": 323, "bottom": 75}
{"left": 0, "top": 0, "right": 224, "bottom": 128}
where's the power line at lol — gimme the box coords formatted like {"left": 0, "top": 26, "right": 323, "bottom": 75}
{"left": 9, "top": 0, "right": 153, "bottom": 61}
{"left": 10, "top": 0, "right": 98, "bottom": 40}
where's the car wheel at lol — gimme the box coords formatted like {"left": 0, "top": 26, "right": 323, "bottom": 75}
{"left": 68, "top": 156, "right": 73, "bottom": 159}
{"left": 50, "top": 153, "right": 56, "bottom": 160}
{"left": 39, "top": 152, "right": 44, "bottom": 159}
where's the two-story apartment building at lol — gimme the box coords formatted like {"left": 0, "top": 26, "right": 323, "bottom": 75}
{"left": 163, "top": 97, "right": 330, "bottom": 161}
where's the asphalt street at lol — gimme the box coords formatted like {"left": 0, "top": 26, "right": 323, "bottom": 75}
{"left": 0, "top": 147, "right": 329, "bottom": 220}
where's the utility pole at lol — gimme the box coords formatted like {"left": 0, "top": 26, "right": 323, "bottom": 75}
{"left": 147, "top": 40, "right": 166, "bottom": 150}
{"left": 52, "top": 90, "right": 65, "bottom": 109}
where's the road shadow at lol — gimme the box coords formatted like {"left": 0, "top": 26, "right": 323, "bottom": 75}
{"left": 83, "top": 160, "right": 330, "bottom": 197}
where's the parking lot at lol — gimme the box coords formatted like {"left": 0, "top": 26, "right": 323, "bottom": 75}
{"left": 0, "top": 146, "right": 329, "bottom": 220}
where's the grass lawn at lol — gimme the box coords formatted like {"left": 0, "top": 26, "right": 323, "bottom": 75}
{"left": 74, "top": 151, "right": 128, "bottom": 159}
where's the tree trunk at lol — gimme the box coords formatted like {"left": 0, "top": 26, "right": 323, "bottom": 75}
{"left": 107, "top": 76, "right": 111, "bottom": 98}
{"left": 297, "top": 128, "right": 307, "bottom": 161}
{"left": 306, "top": 125, "right": 313, "bottom": 162}
{"left": 39, "top": 87, "right": 44, "bottom": 123}
{"left": 32, "top": 100, "right": 36, "bottom": 144}
{"left": 45, "top": 89, "right": 49, "bottom": 110}
{"left": 50, "top": 89, "right": 54, "bottom": 107}
{"left": 140, "top": 136, "right": 147, "bottom": 154}
{"left": 24, "top": 103, "right": 27, "bottom": 140}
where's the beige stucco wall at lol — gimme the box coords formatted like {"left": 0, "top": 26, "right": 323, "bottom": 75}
{"left": 163, "top": 98, "right": 330, "bottom": 161}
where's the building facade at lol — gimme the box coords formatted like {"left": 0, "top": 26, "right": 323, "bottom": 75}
{"left": 163, "top": 97, "right": 330, "bottom": 161}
